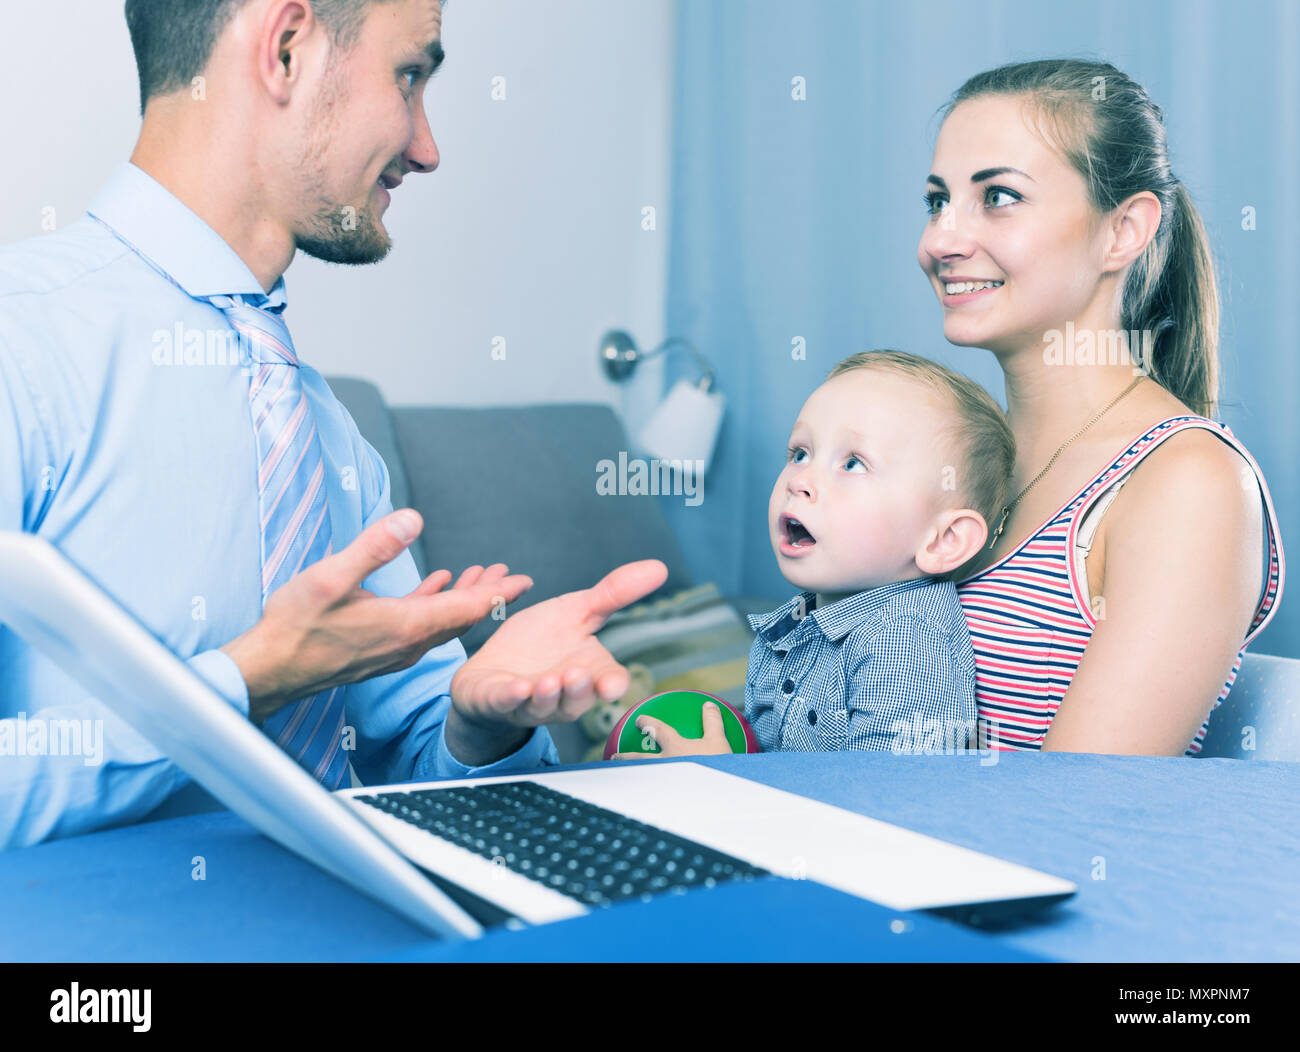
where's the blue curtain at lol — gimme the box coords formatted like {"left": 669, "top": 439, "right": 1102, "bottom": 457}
{"left": 660, "top": 0, "right": 1298, "bottom": 658}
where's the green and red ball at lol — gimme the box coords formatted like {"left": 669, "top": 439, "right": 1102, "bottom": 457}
{"left": 603, "top": 689, "right": 762, "bottom": 759}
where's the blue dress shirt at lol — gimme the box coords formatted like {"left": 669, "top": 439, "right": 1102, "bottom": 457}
{"left": 0, "top": 162, "right": 557, "bottom": 850}
{"left": 745, "top": 577, "right": 979, "bottom": 752}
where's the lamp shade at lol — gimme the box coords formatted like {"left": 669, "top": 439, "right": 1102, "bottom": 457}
{"left": 637, "top": 379, "right": 726, "bottom": 476}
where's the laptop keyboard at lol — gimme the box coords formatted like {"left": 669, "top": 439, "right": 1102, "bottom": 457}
{"left": 355, "top": 780, "right": 768, "bottom": 909}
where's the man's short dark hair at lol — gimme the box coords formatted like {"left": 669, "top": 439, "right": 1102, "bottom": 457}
{"left": 123, "top": 0, "right": 391, "bottom": 116}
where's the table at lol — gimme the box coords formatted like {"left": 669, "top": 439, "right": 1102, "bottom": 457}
{"left": 2, "top": 752, "right": 1296, "bottom": 961}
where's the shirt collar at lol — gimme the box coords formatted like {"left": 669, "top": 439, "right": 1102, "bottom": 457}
{"left": 86, "top": 161, "right": 283, "bottom": 304}
{"left": 748, "top": 577, "right": 939, "bottom": 646}
{"left": 747, "top": 593, "right": 813, "bottom": 643}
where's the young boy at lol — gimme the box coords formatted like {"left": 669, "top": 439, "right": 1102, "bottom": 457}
{"left": 618, "top": 350, "right": 1014, "bottom": 757}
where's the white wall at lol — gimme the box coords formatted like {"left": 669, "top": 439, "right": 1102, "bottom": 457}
{"left": 0, "top": 0, "right": 676, "bottom": 411}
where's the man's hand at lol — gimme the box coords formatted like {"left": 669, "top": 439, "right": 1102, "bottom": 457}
{"left": 221, "top": 509, "right": 533, "bottom": 723}
{"left": 445, "top": 560, "right": 669, "bottom": 764}
{"left": 612, "top": 701, "right": 734, "bottom": 760}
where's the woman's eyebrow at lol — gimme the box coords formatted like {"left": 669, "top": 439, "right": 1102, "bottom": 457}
{"left": 970, "top": 166, "right": 1034, "bottom": 183}
{"left": 926, "top": 167, "right": 1035, "bottom": 187}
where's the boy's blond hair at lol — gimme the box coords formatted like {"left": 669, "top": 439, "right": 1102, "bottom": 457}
{"left": 827, "top": 351, "right": 1016, "bottom": 555}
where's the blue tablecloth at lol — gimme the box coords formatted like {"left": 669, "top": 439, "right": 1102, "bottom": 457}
{"left": 711, "top": 751, "right": 1300, "bottom": 961}
{"left": 1, "top": 752, "right": 1296, "bottom": 961}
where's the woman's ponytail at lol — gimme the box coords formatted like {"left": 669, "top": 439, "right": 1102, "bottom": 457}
{"left": 1125, "top": 183, "right": 1219, "bottom": 419}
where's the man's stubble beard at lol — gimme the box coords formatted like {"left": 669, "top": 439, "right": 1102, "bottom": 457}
{"left": 294, "top": 73, "right": 393, "bottom": 266}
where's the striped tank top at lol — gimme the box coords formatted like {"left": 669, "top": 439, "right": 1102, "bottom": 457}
{"left": 955, "top": 415, "right": 1285, "bottom": 754}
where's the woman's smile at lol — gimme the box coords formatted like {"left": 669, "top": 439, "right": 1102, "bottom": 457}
{"left": 940, "top": 276, "right": 1005, "bottom": 306}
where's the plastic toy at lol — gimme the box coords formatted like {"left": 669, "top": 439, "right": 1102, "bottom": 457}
{"left": 603, "top": 688, "right": 761, "bottom": 758}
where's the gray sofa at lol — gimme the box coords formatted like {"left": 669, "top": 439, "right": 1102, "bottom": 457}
{"left": 327, "top": 377, "right": 697, "bottom": 651}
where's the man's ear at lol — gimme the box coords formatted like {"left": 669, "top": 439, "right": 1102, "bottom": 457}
{"left": 256, "top": 1, "right": 316, "bottom": 105}
{"left": 914, "top": 508, "right": 988, "bottom": 577}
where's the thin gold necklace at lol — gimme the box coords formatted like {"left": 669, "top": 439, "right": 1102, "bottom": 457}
{"left": 987, "top": 375, "right": 1147, "bottom": 552}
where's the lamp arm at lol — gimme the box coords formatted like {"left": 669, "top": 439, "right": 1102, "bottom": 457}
{"left": 640, "top": 338, "right": 716, "bottom": 392}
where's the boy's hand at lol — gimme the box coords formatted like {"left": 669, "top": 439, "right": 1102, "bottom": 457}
{"left": 612, "top": 701, "right": 734, "bottom": 760}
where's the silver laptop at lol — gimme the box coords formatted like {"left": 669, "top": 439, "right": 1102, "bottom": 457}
{"left": 0, "top": 532, "right": 1076, "bottom": 939}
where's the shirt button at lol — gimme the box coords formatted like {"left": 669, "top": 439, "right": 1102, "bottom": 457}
{"left": 782, "top": 679, "right": 795, "bottom": 694}
{"left": 807, "top": 709, "right": 817, "bottom": 726}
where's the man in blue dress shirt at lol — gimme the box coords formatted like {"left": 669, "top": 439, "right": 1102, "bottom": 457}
{"left": 0, "top": 0, "right": 666, "bottom": 848}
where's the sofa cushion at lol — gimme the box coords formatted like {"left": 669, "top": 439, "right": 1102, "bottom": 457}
{"left": 393, "top": 403, "right": 693, "bottom": 652}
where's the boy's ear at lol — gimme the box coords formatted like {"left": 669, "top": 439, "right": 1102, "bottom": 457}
{"left": 914, "top": 508, "right": 988, "bottom": 577}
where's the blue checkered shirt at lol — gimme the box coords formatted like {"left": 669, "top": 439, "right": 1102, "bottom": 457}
{"left": 745, "top": 577, "right": 978, "bottom": 752}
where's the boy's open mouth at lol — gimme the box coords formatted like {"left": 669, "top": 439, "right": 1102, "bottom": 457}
{"left": 781, "top": 514, "right": 816, "bottom": 549}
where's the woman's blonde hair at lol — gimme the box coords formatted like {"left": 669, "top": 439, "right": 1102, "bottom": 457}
{"left": 827, "top": 350, "right": 1015, "bottom": 540}
{"left": 942, "top": 58, "right": 1219, "bottom": 418}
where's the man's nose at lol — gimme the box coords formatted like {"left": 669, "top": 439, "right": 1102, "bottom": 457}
{"left": 404, "top": 103, "right": 440, "bottom": 174}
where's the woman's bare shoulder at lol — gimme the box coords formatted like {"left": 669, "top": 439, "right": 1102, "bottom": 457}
{"left": 1106, "top": 421, "right": 1263, "bottom": 554}
{"left": 1128, "top": 422, "right": 1256, "bottom": 492}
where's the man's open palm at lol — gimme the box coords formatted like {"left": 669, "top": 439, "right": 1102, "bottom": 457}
{"left": 451, "top": 559, "right": 669, "bottom": 728}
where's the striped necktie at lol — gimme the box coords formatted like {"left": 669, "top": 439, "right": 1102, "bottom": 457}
{"left": 206, "top": 291, "right": 351, "bottom": 790}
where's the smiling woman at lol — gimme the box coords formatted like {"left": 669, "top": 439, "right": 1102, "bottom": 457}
{"left": 918, "top": 59, "right": 1285, "bottom": 756}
